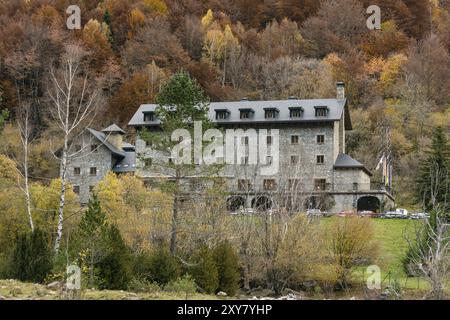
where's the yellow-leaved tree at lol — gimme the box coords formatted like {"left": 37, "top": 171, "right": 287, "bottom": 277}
{"left": 96, "top": 172, "right": 172, "bottom": 253}
{"left": 31, "top": 179, "right": 80, "bottom": 239}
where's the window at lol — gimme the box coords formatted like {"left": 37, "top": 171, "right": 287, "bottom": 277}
{"left": 73, "top": 186, "right": 80, "bottom": 194}
{"left": 74, "top": 167, "right": 81, "bottom": 176}
{"left": 215, "top": 109, "right": 229, "bottom": 120}
{"left": 91, "top": 144, "right": 98, "bottom": 153}
{"left": 145, "top": 140, "right": 152, "bottom": 147}
{"left": 267, "top": 136, "right": 272, "bottom": 145}
{"left": 315, "top": 106, "right": 328, "bottom": 117}
{"left": 190, "top": 179, "right": 202, "bottom": 191}
{"left": 353, "top": 183, "right": 358, "bottom": 191}
{"left": 241, "top": 156, "right": 249, "bottom": 164}
{"left": 168, "top": 157, "right": 174, "bottom": 164}
{"left": 291, "top": 135, "right": 299, "bottom": 144}
{"left": 263, "top": 179, "right": 277, "bottom": 191}
{"left": 238, "top": 179, "right": 251, "bottom": 191}
{"left": 317, "top": 134, "right": 325, "bottom": 144}
{"left": 289, "top": 107, "right": 303, "bottom": 118}
{"left": 267, "top": 156, "right": 273, "bottom": 165}
{"left": 143, "top": 112, "right": 155, "bottom": 122}
{"left": 239, "top": 109, "right": 253, "bottom": 119}
{"left": 89, "top": 167, "right": 97, "bottom": 176}
{"left": 74, "top": 144, "right": 82, "bottom": 152}
{"left": 264, "top": 108, "right": 278, "bottom": 119}
{"left": 316, "top": 155, "right": 324, "bottom": 164}
{"left": 241, "top": 136, "right": 249, "bottom": 145}
{"left": 314, "top": 179, "right": 326, "bottom": 191}
{"left": 290, "top": 155, "right": 299, "bottom": 165}
{"left": 144, "top": 158, "right": 152, "bottom": 167}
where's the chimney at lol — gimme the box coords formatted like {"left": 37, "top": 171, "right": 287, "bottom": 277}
{"left": 336, "top": 82, "right": 345, "bottom": 100}
{"left": 101, "top": 124, "right": 125, "bottom": 150}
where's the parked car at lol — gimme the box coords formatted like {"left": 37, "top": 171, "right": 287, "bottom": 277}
{"left": 396, "top": 208, "right": 409, "bottom": 216}
{"left": 410, "top": 212, "right": 430, "bottom": 219}
{"left": 358, "top": 210, "right": 375, "bottom": 217}
{"left": 383, "top": 208, "right": 409, "bottom": 219}
{"left": 337, "top": 210, "right": 356, "bottom": 217}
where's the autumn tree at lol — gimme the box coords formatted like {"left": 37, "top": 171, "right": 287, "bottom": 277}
{"left": 96, "top": 172, "right": 172, "bottom": 253}
{"left": 108, "top": 62, "right": 166, "bottom": 125}
{"left": 404, "top": 34, "right": 450, "bottom": 107}
{"left": 122, "top": 17, "right": 189, "bottom": 72}
{"left": 326, "top": 216, "right": 378, "bottom": 288}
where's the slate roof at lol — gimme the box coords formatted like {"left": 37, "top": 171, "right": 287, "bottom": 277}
{"left": 122, "top": 142, "right": 136, "bottom": 151}
{"left": 87, "top": 128, "right": 126, "bottom": 158}
{"left": 113, "top": 151, "right": 136, "bottom": 173}
{"left": 128, "top": 98, "right": 351, "bottom": 129}
{"left": 102, "top": 124, "right": 126, "bottom": 134}
{"left": 334, "top": 153, "right": 372, "bottom": 176}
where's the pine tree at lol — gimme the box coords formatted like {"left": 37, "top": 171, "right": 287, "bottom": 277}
{"left": 213, "top": 241, "right": 240, "bottom": 296}
{"left": 97, "top": 225, "right": 132, "bottom": 290}
{"left": 76, "top": 193, "right": 109, "bottom": 287}
{"left": 148, "top": 243, "right": 181, "bottom": 285}
{"left": 191, "top": 244, "right": 219, "bottom": 294}
{"left": 103, "top": 10, "right": 114, "bottom": 46}
{"left": 415, "top": 127, "right": 450, "bottom": 211}
{"left": 142, "top": 71, "right": 217, "bottom": 255}
{"left": 11, "top": 229, "right": 53, "bottom": 283}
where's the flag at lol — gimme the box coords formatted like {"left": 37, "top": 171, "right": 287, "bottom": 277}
{"left": 375, "top": 154, "right": 384, "bottom": 171}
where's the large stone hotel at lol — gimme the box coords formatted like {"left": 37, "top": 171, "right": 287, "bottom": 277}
{"left": 66, "top": 83, "right": 394, "bottom": 213}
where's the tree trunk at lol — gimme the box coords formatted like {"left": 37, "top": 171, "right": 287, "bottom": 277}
{"left": 54, "top": 136, "right": 68, "bottom": 253}
{"left": 23, "top": 139, "right": 34, "bottom": 232}
{"left": 170, "top": 193, "right": 179, "bottom": 255}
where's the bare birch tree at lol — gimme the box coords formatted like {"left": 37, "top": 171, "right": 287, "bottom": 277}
{"left": 16, "top": 104, "right": 34, "bottom": 232}
{"left": 48, "top": 44, "right": 100, "bottom": 252}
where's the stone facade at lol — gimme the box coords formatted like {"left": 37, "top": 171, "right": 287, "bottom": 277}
{"left": 65, "top": 126, "right": 136, "bottom": 203}
{"left": 128, "top": 88, "right": 394, "bottom": 213}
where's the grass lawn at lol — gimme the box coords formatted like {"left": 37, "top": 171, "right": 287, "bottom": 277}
{"left": 319, "top": 217, "right": 435, "bottom": 292}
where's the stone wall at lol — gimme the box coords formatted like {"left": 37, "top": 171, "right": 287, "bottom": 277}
{"left": 65, "top": 131, "right": 114, "bottom": 203}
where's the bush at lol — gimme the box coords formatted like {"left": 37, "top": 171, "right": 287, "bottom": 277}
{"left": 128, "top": 278, "right": 160, "bottom": 293}
{"left": 213, "top": 241, "right": 240, "bottom": 296}
{"left": 326, "top": 216, "right": 378, "bottom": 289}
{"left": 11, "top": 229, "right": 53, "bottom": 283}
{"left": 97, "top": 225, "right": 132, "bottom": 290}
{"left": 191, "top": 244, "right": 219, "bottom": 294}
{"left": 164, "top": 274, "right": 197, "bottom": 299}
{"left": 148, "top": 244, "right": 181, "bottom": 285}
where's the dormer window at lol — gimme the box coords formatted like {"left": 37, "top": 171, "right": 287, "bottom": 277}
{"left": 264, "top": 108, "right": 279, "bottom": 119}
{"left": 143, "top": 111, "right": 155, "bottom": 122}
{"left": 239, "top": 108, "right": 254, "bottom": 119}
{"left": 215, "top": 109, "right": 230, "bottom": 120}
{"left": 314, "top": 106, "right": 328, "bottom": 117}
{"left": 289, "top": 107, "right": 303, "bottom": 118}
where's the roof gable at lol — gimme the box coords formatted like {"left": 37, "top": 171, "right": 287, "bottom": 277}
{"left": 87, "top": 128, "right": 126, "bottom": 158}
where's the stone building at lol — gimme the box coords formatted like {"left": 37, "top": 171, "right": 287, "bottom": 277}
{"left": 65, "top": 124, "right": 136, "bottom": 203}
{"left": 128, "top": 83, "right": 395, "bottom": 213}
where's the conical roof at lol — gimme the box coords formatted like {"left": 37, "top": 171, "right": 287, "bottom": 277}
{"left": 101, "top": 124, "right": 125, "bottom": 135}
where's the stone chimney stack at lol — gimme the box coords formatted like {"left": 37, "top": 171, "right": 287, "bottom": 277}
{"left": 336, "top": 82, "right": 345, "bottom": 100}
{"left": 101, "top": 124, "right": 125, "bottom": 150}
